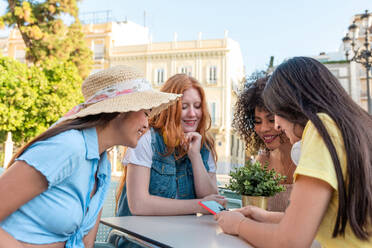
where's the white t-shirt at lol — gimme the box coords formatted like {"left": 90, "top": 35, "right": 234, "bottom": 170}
{"left": 122, "top": 131, "right": 216, "bottom": 173}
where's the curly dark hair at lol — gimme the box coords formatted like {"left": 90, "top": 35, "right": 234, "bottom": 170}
{"left": 233, "top": 76, "right": 270, "bottom": 156}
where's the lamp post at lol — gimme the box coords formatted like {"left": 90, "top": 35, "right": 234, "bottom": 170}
{"left": 342, "top": 10, "right": 372, "bottom": 114}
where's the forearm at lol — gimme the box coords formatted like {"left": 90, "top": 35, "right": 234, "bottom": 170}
{"left": 263, "top": 211, "right": 284, "bottom": 224}
{"left": 129, "top": 195, "right": 203, "bottom": 215}
{"left": 189, "top": 154, "right": 218, "bottom": 197}
{"left": 237, "top": 218, "right": 282, "bottom": 248}
{"left": 0, "top": 228, "right": 24, "bottom": 248}
{"left": 238, "top": 218, "right": 310, "bottom": 248}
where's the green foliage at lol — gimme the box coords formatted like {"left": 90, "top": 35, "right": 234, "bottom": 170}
{"left": 244, "top": 70, "right": 267, "bottom": 87}
{"left": 0, "top": 56, "right": 83, "bottom": 145}
{"left": 228, "top": 160, "right": 286, "bottom": 197}
{"left": 321, "top": 60, "right": 349, "bottom": 64}
{"left": 269, "top": 56, "right": 274, "bottom": 68}
{"left": 1, "top": 0, "right": 93, "bottom": 78}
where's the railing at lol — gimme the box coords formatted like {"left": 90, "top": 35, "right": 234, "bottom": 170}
{"left": 218, "top": 187, "right": 242, "bottom": 209}
{"left": 80, "top": 10, "right": 113, "bottom": 25}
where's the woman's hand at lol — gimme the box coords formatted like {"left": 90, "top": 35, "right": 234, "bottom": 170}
{"left": 214, "top": 211, "right": 246, "bottom": 235}
{"left": 185, "top": 132, "right": 202, "bottom": 158}
{"left": 202, "top": 194, "right": 227, "bottom": 207}
{"left": 199, "top": 194, "right": 227, "bottom": 214}
{"left": 236, "top": 205, "right": 269, "bottom": 223}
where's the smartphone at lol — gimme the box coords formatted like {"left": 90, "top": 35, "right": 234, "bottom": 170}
{"left": 198, "top": 200, "right": 227, "bottom": 215}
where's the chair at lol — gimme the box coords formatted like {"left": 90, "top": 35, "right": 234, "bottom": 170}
{"left": 95, "top": 230, "right": 128, "bottom": 248}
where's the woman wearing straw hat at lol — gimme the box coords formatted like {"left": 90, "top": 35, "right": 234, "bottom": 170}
{"left": 115, "top": 73, "right": 226, "bottom": 216}
{"left": 0, "top": 65, "right": 180, "bottom": 248}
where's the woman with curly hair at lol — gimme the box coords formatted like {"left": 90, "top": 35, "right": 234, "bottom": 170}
{"left": 233, "top": 76, "right": 296, "bottom": 212}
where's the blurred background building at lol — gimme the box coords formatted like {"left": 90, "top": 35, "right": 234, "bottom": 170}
{"left": 0, "top": 10, "right": 246, "bottom": 175}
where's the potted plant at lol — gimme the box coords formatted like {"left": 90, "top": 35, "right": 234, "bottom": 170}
{"left": 228, "top": 160, "right": 286, "bottom": 209}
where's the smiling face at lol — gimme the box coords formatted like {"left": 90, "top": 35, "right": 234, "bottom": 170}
{"left": 253, "top": 107, "right": 284, "bottom": 150}
{"left": 274, "top": 115, "right": 304, "bottom": 144}
{"left": 180, "top": 87, "right": 202, "bottom": 133}
{"left": 111, "top": 109, "right": 150, "bottom": 147}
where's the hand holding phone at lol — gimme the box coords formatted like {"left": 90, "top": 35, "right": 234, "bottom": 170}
{"left": 199, "top": 200, "right": 227, "bottom": 215}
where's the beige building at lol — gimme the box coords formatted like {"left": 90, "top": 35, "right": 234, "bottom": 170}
{"left": 108, "top": 28, "right": 246, "bottom": 174}
{"left": 0, "top": 18, "right": 246, "bottom": 175}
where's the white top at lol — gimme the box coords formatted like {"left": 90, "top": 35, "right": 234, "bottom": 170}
{"left": 122, "top": 131, "right": 216, "bottom": 173}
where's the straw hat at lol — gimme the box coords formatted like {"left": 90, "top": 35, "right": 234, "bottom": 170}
{"left": 59, "top": 65, "right": 181, "bottom": 122}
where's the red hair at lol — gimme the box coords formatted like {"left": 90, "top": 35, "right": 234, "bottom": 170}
{"left": 116, "top": 74, "right": 217, "bottom": 209}
{"left": 150, "top": 74, "right": 217, "bottom": 161}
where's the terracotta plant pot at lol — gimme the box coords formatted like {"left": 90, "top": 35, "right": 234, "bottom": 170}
{"left": 241, "top": 195, "right": 268, "bottom": 210}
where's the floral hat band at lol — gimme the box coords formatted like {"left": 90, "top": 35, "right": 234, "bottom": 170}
{"left": 63, "top": 78, "right": 152, "bottom": 118}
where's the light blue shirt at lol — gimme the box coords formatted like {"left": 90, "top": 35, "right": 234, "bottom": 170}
{"left": 0, "top": 128, "right": 111, "bottom": 248}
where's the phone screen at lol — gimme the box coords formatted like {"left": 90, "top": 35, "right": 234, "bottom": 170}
{"left": 199, "top": 200, "right": 226, "bottom": 215}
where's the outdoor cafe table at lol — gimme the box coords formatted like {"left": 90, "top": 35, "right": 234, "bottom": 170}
{"left": 100, "top": 214, "right": 252, "bottom": 248}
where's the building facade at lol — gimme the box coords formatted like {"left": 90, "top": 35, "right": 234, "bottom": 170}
{"left": 312, "top": 51, "right": 362, "bottom": 106}
{"left": 313, "top": 11, "right": 371, "bottom": 112}
{"left": 0, "top": 19, "right": 246, "bottom": 175}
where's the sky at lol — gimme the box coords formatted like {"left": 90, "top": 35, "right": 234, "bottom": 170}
{"left": 1, "top": 0, "right": 371, "bottom": 74}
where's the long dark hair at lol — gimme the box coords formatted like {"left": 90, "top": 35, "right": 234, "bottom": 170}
{"left": 233, "top": 77, "right": 269, "bottom": 155}
{"left": 263, "top": 56, "right": 372, "bottom": 240}
{"left": 8, "top": 113, "right": 121, "bottom": 168}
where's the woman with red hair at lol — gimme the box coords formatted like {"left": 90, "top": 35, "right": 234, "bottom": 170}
{"left": 115, "top": 74, "right": 225, "bottom": 237}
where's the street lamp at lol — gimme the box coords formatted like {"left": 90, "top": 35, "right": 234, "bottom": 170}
{"left": 342, "top": 10, "right": 372, "bottom": 114}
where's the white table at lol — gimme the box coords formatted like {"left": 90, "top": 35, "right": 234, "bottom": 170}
{"left": 101, "top": 215, "right": 252, "bottom": 248}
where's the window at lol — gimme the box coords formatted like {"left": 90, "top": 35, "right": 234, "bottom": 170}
{"left": 230, "top": 135, "right": 234, "bottom": 156}
{"left": 93, "top": 41, "right": 105, "bottom": 60}
{"left": 15, "top": 47, "right": 25, "bottom": 63}
{"left": 339, "top": 68, "right": 348, "bottom": 77}
{"left": 209, "top": 102, "right": 216, "bottom": 126}
{"left": 208, "top": 66, "right": 217, "bottom": 83}
{"left": 179, "top": 66, "right": 192, "bottom": 76}
{"left": 156, "top": 68, "right": 165, "bottom": 85}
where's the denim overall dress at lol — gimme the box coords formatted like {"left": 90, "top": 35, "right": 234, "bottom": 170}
{"left": 117, "top": 127, "right": 210, "bottom": 216}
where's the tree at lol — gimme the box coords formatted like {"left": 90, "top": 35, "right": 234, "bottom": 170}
{"left": 268, "top": 56, "right": 274, "bottom": 68}
{"left": 244, "top": 70, "right": 268, "bottom": 87}
{"left": 0, "top": 56, "right": 83, "bottom": 146}
{"left": 0, "top": 0, "right": 93, "bottom": 78}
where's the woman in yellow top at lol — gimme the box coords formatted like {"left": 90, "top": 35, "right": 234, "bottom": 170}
{"left": 216, "top": 57, "right": 372, "bottom": 247}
